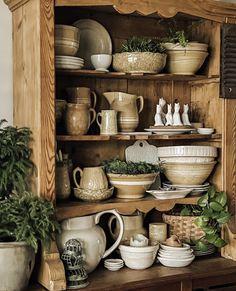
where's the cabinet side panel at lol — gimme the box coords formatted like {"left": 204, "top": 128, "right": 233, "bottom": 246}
{"left": 12, "top": 0, "right": 55, "bottom": 201}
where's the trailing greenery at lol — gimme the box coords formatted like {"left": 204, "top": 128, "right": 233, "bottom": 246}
{"left": 179, "top": 186, "right": 231, "bottom": 251}
{"left": 121, "top": 37, "right": 166, "bottom": 54}
{"left": 0, "top": 191, "right": 60, "bottom": 253}
{"left": 102, "top": 158, "right": 162, "bottom": 175}
{"left": 0, "top": 120, "right": 35, "bottom": 199}
{"left": 162, "top": 30, "right": 189, "bottom": 47}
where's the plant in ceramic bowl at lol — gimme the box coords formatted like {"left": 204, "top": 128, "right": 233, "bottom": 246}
{"left": 163, "top": 186, "right": 231, "bottom": 251}
{"left": 161, "top": 28, "right": 209, "bottom": 75}
{"left": 113, "top": 37, "right": 167, "bottom": 74}
{"left": 102, "top": 159, "right": 162, "bottom": 199}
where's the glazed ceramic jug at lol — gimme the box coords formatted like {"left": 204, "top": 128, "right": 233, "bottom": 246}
{"left": 56, "top": 209, "right": 124, "bottom": 273}
{"left": 108, "top": 212, "right": 147, "bottom": 245}
{"left": 73, "top": 166, "right": 108, "bottom": 190}
{"left": 65, "top": 103, "right": 96, "bottom": 135}
{"left": 103, "top": 92, "right": 144, "bottom": 132}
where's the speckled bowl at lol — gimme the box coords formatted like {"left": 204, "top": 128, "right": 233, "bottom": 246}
{"left": 74, "top": 187, "right": 114, "bottom": 201}
{"left": 112, "top": 52, "right": 167, "bottom": 73}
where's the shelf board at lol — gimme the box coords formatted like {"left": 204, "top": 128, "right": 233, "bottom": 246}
{"left": 57, "top": 133, "right": 222, "bottom": 142}
{"left": 56, "top": 69, "right": 219, "bottom": 82}
{"left": 56, "top": 196, "right": 199, "bottom": 221}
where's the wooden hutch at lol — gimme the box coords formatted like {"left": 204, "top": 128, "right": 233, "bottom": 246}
{"left": 3, "top": 0, "right": 236, "bottom": 290}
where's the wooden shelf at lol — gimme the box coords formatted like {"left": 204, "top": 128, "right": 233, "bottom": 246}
{"left": 57, "top": 133, "right": 222, "bottom": 142}
{"left": 56, "top": 196, "right": 199, "bottom": 221}
{"left": 56, "top": 69, "right": 219, "bottom": 82}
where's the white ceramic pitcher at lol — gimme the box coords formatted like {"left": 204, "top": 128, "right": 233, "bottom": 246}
{"left": 56, "top": 209, "right": 124, "bottom": 273}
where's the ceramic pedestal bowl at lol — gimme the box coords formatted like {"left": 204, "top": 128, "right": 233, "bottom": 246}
{"left": 163, "top": 161, "right": 217, "bottom": 185}
{"left": 106, "top": 173, "right": 158, "bottom": 199}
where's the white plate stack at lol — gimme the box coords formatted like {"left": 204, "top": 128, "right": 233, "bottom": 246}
{"left": 157, "top": 243, "right": 195, "bottom": 267}
{"left": 55, "top": 56, "right": 84, "bottom": 70}
{"left": 163, "top": 181, "right": 210, "bottom": 196}
{"left": 104, "top": 259, "right": 124, "bottom": 271}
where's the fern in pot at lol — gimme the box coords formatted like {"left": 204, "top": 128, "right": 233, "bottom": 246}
{"left": 113, "top": 37, "right": 167, "bottom": 74}
{"left": 0, "top": 120, "right": 60, "bottom": 291}
{"left": 102, "top": 159, "right": 162, "bottom": 199}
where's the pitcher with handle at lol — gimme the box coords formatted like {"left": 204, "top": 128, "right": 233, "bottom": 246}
{"left": 56, "top": 209, "right": 124, "bottom": 273}
{"left": 103, "top": 92, "right": 144, "bottom": 132}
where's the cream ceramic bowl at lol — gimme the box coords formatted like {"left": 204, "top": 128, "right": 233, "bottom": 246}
{"left": 55, "top": 24, "right": 80, "bottom": 41}
{"left": 157, "top": 145, "right": 217, "bottom": 158}
{"left": 157, "top": 255, "right": 195, "bottom": 267}
{"left": 55, "top": 39, "right": 80, "bottom": 56}
{"left": 119, "top": 244, "right": 159, "bottom": 270}
{"left": 163, "top": 161, "right": 217, "bottom": 185}
{"left": 91, "top": 54, "right": 112, "bottom": 71}
{"left": 197, "top": 128, "right": 215, "bottom": 135}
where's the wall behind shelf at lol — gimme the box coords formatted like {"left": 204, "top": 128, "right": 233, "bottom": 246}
{"left": 0, "top": 2, "right": 12, "bottom": 124}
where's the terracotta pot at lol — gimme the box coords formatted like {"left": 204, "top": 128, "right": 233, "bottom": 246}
{"left": 107, "top": 173, "right": 158, "bottom": 198}
{"left": 65, "top": 103, "right": 96, "bottom": 135}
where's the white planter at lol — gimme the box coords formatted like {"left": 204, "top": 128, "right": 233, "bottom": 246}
{"left": 0, "top": 242, "right": 35, "bottom": 291}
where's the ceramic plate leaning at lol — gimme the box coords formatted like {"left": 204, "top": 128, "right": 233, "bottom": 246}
{"left": 73, "top": 19, "right": 112, "bottom": 69}
{"left": 146, "top": 188, "right": 192, "bottom": 199}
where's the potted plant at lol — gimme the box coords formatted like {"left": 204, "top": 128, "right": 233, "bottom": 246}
{"left": 0, "top": 191, "right": 59, "bottom": 291}
{"left": 0, "top": 119, "right": 35, "bottom": 199}
{"left": 161, "top": 28, "right": 209, "bottom": 75}
{"left": 163, "top": 186, "right": 231, "bottom": 251}
{"left": 112, "top": 36, "right": 167, "bottom": 74}
{"left": 102, "top": 159, "right": 162, "bottom": 199}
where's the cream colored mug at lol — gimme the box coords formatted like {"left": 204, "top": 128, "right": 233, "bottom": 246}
{"left": 66, "top": 87, "right": 97, "bottom": 109}
{"left": 73, "top": 166, "right": 108, "bottom": 190}
{"left": 96, "top": 110, "right": 118, "bottom": 135}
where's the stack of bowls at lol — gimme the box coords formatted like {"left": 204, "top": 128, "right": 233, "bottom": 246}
{"left": 157, "top": 146, "right": 217, "bottom": 187}
{"left": 157, "top": 243, "right": 195, "bottom": 267}
{"left": 104, "top": 259, "right": 124, "bottom": 271}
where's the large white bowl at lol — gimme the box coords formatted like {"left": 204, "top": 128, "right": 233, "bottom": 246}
{"left": 157, "top": 146, "right": 217, "bottom": 158}
{"left": 159, "top": 157, "right": 215, "bottom": 163}
{"left": 163, "top": 161, "right": 217, "bottom": 185}
{"left": 157, "top": 255, "right": 195, "bottom": 267}
{"left": 119, "top": 244, "right": 159, "bottom": 270}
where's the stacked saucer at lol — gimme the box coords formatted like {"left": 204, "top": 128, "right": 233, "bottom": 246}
{"left": 55, "top": 56, "right": 84, "bottom": 69}
{"left": 163, "top": 181, "right": 210, "bottom": 196}
{"left": 104, "top": 259, "right": 124, "bottom": 271}
{"left": 157, "top": 243, "right": 195, "bottom": 267}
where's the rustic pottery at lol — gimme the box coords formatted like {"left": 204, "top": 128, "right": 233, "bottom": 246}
{"left": 96, "top": 109, "right": 118, "bottom": 135}
{"left": 112, "top": 52, "right": 166, "bottom": 73}
{"left": 108, "top": 212, "right": 148, "bottom": 245}
{"left": 74, "top": 187, "right": 114, "bottom": 202}
{"left": 73, "top": 166, "right": 108, "bottom": 190}
{"left": 66, "top": 87, "right": 97, "bottom": 109}
{"left": 103, "top": 92, "right": 144, "bottom": 132}
{"left": 65, "top": 103, "right": 96, "bottom": 135}
{"left": 56, "top": 163, "right": 71, "bottom": 200}
{"left": 107, "top": 173, "right": 158, "bottom": 198}
{"left": 0, "top": 242, "right": 35, "bottom": 291}
{"left": 56, "top": 209, "right": 124, "bottom": 273}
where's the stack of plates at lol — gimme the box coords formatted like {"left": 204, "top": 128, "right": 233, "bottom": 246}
{"left": 104, "top": 259, "right": 124, "bottom": 271}
{"left": 55, "top": 56, "right": 84, "bottom": 69}
{"left": 163, "top": 181, "right": 210, "bottom": 196}
{"left": 157, "top": 243, "right": 195, "bottom": 267}
{"left": 191, "top": 244, "right": 216, "bottom": 256}
{"left": 146, "top": 188, "right": 192, "bottom": 199}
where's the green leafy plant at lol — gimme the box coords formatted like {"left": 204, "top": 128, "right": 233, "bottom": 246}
{"left": 102, "top": 158, "right": 162, "bottom": 175}
{"left": 179, "top": 186, "right": 231, "bottom": 251}
{"left": 0, "top": 191, "right": 60, "bottom": 253}
{"left": 121, "top": 36, "right": 166, "bottom": 54}
{"left": 0, "top": 119, "right": 35, "bottom": 199}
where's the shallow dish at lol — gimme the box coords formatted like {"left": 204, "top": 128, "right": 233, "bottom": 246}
{"left": 197, "top": 128, "right": 214, "bottom": 135}
{"left": 74, "top": 187, "right": 114, "bottom": 201}
{"left": 160, "top": 243, "right": 190, "bottom": 251}
{"left": 146, "top": 188, "right": 192, "bottom": 199}
{"left": 157, "top": 255, "right": 195, "bottom": 267}
{"left": 145, "top": 128, "right": 192, "bottom": 135}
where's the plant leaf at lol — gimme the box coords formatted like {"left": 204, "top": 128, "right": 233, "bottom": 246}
{"left": 216, "top": 211, "right": 231, "bottom": 224}
{"left": 213, "top": 237, "right": 227, "bottom": 248}
{"left": 209, "top": 201, "right": 223, "bottom": 212}
{"left": 195, "top": 240, "right": 208, "bottom": 252}
{"left": 215, "top": 191, "right": 227, "bottom": 207}
{"left": 197, "top": 193, "right": 209, "bottom": 207}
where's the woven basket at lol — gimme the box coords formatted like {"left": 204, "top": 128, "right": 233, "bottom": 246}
{"left": 162, "top": 213, "right": 205, "bottom": 242}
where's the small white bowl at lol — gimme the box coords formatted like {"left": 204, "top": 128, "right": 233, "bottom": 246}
{"left": 119, "top": 244, "right": 159, "bottom": 270}
{"left": 160, "top": 243, "right": 190, "bottom": 251}
{"left": 197, "top": 128, "right": 214, "bottom": 135}
{"left": 157, "top": 255, "right": 195, "bottom": 267}
{"left": 91, "top": 54, "right": 112, "bottom": 72}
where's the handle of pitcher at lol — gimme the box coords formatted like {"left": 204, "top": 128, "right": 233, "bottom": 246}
{"left": 73, "top": 166, "right": 83, "bottom": 188}
{"left": 95, "top": 209, "right": 124, "bottom": 259}
{"left": 137, "top": 96, "right": 144, "bottom": 113}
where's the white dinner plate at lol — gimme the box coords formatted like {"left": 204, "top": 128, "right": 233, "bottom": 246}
{"left": 146, "top": 188, "right": 192, "bottom": 199}
{"left": 163, "top": 182, "right": 210, "bottom": 189}
{"left": 73, "top": 19, "right": 112, "bottom": 69}
{"left": 144, "top": 128, "right": 192, "bottom": 135}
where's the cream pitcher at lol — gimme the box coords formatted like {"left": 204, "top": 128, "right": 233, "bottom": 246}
{"left": 56, "top": 209, "right": 124, "bottom": 273}
{"left": 103, "top": 92, "right": 144, "bottom": 132}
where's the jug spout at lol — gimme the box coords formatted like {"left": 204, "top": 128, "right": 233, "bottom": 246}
{"left": 103, "top": 92, "right": 116, "bottom": 105}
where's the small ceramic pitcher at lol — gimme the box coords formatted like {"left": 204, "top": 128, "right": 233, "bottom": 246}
{"left": 66, "top": 87, "right": 97, "bottom": 109}
{"left": 96, "top": 110, "right": 118, "bottom": 135}
{"left": 73, "top": 166, "right": 108, "bottom": 190}
{"left": 65, "top": 103, "right": 96, "bottom": 135}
